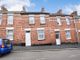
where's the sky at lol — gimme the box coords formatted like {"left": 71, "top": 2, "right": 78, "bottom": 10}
{"left": 0, "top": 0, "right": 80, "bottom": 15}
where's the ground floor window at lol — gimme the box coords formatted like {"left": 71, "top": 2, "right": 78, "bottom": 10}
{"left": 6, "top": 30, "right": 14, "bottom": 40}
{"left": 65, "top": 30, "right": 71, "bottom": 40}
{"left": 37, "top": 29, "right": 45, "bottom": 40}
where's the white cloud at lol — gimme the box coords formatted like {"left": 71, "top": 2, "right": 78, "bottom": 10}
{"left": 29, "top": 3, "right": 36, "bottom": 11}
{"left": 8, "top": 5, "right": 23, "bottom": 11}
{"left": 74, "top": 4, "right": 80, "bottom": 15}
{"left": 63, "top": 4, "right": 80, "bottom": 15}
{"left": 0, "top": 0, "right": 32, "bottom": 11}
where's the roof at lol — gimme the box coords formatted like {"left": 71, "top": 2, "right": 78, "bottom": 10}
{"left": 20, "top": 12, "right": 50, "bottom": 15}
{"left": 0, "top": 6, "right": 77, "bottom": 16}
{"left": 50, "top": 13, "right": 73, "bottom": 17}
{"left": 0, "top": 10, "right": 77, "bottom": 17}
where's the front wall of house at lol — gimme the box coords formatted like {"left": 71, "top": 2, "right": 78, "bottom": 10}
{"left": 0, "top": 12, "right": 78, "bottom": 45}
{"left": 77, "top": 19, "right": 80, "bottom": 43}
{"left": 49, "top": 16, "right": 77, "bottom": 44}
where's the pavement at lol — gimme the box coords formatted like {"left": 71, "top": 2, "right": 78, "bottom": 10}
{"left": 13, "top": 44, "right": 79, "bottom": 51}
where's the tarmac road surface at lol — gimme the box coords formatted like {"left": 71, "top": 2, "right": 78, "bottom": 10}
{"left": 0, "top": 48, "right": 80, "bottom": 60}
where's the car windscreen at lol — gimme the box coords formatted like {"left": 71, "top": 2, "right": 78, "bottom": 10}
{"left": 3, "top": 39, "right": 11, "bottom": 47}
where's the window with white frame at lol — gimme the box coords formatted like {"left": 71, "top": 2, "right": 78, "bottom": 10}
{"left": 37, "top": 28, "right": 45, "bottom": 40}
{"left": 0, "top": 13, "right": 2, "bottom": 25}
{"left": 6, "top": 30, "right": 14, "bottom": 40}
{"left": 29, "top": 15, "right": 35, "bottom": 24}
{"left": 40, "top": 14, "right": 46, "bottom": 24}
{"left": 65, "top": 30, "right": 71, "bottom": 39}
{"left": 56, "top": 16, "right": 61, "bottom": 25}
{"left": 7, "top": 13, "right": 13, "bottom": 25}
{"left": 66, "top": 16, "right": 70, "bottom": 25}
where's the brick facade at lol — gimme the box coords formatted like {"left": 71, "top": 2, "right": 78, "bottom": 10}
{"left": 0, "top": 8, "right": 80, "bottom": 46}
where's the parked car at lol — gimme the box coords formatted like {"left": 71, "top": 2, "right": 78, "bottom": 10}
{"left": 0, "top": 38, "right": 13, "bottom": 56}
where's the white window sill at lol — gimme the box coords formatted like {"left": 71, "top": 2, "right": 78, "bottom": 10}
{"left": 40, "top": 23, "right": 46, "bottom": 24}
{"left": 38, "top": 39, "right": 45, "bottom": 41}
{"left": 66, "top": 38, "right": 71, "bottom": 40}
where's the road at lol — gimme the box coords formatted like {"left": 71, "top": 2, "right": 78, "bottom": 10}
{"left": 0, "top": 48, "right": 80, "bottom": 60}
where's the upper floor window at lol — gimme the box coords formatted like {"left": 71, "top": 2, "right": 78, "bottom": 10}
{"left": 0, "top": 13, "right": 2, "bottom": 25}
{"left": 37, "top": 28, "right": 45, "bottom": 40}
{"left": 56, "top": 16, "right": 61, "bottom": 25}
{"left": 66, "top": 16, "right": 70, "bottom": 25}
{"left": 40, "top": 14, "right": 46, "bottom": 24}
{"left": 29, "top": 15, "right": 35, "bottom": 24}
{"left": 7, "top": 13, "right": 13, "bottom": 25}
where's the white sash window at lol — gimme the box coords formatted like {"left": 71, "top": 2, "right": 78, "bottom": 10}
{"left": 56, "top": 16, "right": 61, "bottom": 25}
{"left": 40, "top": 15, "right": 46, "bottom": 24}
{"left": 7, "top": 13, "right": 13, "bottom": 25}
{"left": 66, "top": 17, "right": 70, "bottom": 25}
{"left": 0, "top": 13, "right": 2, "bottom": 25}
{"left": 37, "top": 28, "right": 45, "bottom": 40}
{"left": 29, "top": 15, "right": 35, "bottom": 24}
{"left": 6, "top": 30, "right": 14, "bottom": 40}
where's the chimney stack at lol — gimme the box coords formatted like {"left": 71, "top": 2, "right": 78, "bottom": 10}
{"left": 56, "top": 9, "right": 63, "bottom": 15}
{"left": 41, "top": 7, "right": 46, "bottom": 12}
{"left": 1, "top": 5, "right": 8, "bottom": 12}
{"left": 71, "top": 11, "right": 77, "bottom": 16}
{"left": 23, "top": 6, "right": 26, "bottom": 12}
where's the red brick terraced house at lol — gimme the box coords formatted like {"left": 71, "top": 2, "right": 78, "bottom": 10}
{"left": 75, "top": 15, "right": 80, "bottom": 43}
{"left": 0, "top": 7, "right": 80, "bottom": 46}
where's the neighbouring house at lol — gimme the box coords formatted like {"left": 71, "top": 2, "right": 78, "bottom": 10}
{"left": 75, "top": 15, "right": 80, "bottom": 43}
{"left": 0, "top": 7, "right": 80, "bottom": 46}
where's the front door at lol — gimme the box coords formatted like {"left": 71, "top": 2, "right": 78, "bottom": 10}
{"left": 55, "top": 31, "right": 61, "bottom": 45}
{"left": 25, "top": 31, "right": 31, "bottom": 46}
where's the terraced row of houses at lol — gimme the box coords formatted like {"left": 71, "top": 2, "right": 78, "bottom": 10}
{"left": 0, "top": 7, "right": 80, "bottom": 46}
